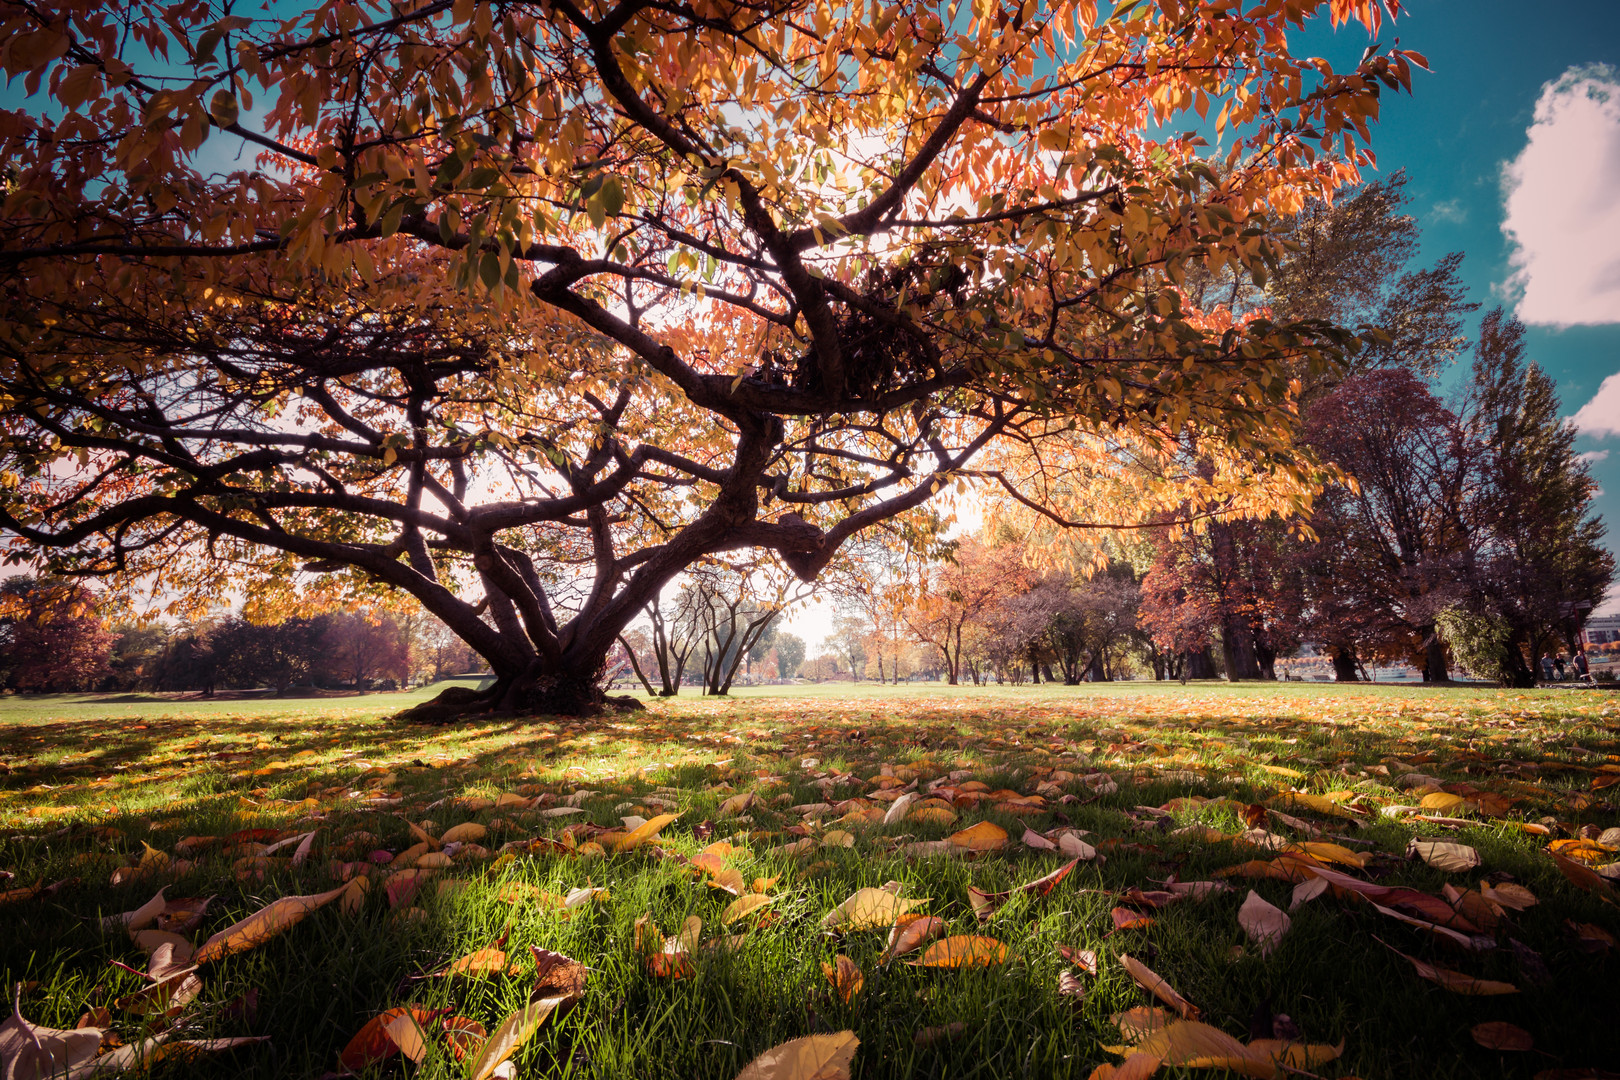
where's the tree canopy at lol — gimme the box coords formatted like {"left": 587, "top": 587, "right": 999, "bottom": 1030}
{"left": 0, "top": 0, "right": 1421, "bottom": 714}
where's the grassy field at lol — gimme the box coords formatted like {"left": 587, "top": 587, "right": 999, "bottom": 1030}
{"left": 1, "top": 681, "right": 1616, "bottom": 1079}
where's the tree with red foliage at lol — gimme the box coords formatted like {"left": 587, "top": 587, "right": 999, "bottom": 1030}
{"left": 0, "top": 576, "right": 113, "bottom": 691}
{"left": 1139, "top": 518, "right": 1304, "bottom": 681}
{"left": 1301, "top": 368, "right": 1476, "bottom": 680}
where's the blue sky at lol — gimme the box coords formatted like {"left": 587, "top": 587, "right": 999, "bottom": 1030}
{"left": 1295, "top": 0, "right": 1620, "bottom": 602}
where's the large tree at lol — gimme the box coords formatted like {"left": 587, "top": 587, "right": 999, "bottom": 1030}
{"left": 0, "top": 0, "right": 1418, "bottom": 716}
{"left": 1456, "top": 311, "right": 1613, "bottom": 686}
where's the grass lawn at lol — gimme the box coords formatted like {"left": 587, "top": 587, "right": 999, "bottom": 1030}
{"left": 1, "top": 680, "right": 1616, "bottom": 1079}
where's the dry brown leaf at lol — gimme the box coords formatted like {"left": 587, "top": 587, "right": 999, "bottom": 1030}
{"left": 723, "top": 893, "right": 776, "bottom": 926}
{"left": 821, "top": 955, "right": 863, "bottom": 1004}
{"left": 913, "top": 1023, "right": 965, "bottom": 1049}
{"left": 193, "top": 883, "right": 348, "bottom": 965}
{"left": 1118, "top": 954, "right": 1199, "bottom": 1019}
{"left": 1238, "top": 891, "right": 1290, "bottom": 957}
{"left": 1408, "top": 839, "right": 1481, "bottom": 873}
{"left": 338, "top": 1007, "right": 446, "bottom": 1072}
{"left": 382, "top": 1011, "right": 429, "bottom": 1064}
{"left": 1124, "top": 1021, "right": 1275, "bottom": 1078}
{"left": 113, "top": 969, "right": 200, "bottom": 1016}
{"left": 1022, "top": 827, "right": 1058, "bottom": 851}
{"left": 1088, "top": 1053, "right": 1163, "bottom": 1080}
{"left": 0, "top": 984, "right": 104, "bottom": 1080}
{"left": 882, "top": 915, "right": 946, "bottom": 962}
{"left": 733, "top": 1031, "right": 859, "bottom": 1080}
{"left": 1112, "top": 1006, "right": 1176, "bottom": 1043}
{"left": 1385, "top": 943, "right": 1518, "bottom": 995}
{"left": 1471, "top": 1022, "right": 1533, "bottom": 1051}
{"left": 1247, "top": 1039, "right": 1344, "bottom": 1068}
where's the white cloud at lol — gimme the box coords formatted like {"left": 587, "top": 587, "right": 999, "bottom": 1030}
{"left": 1431, "top": 198, "right": 1467, "bottom": 224}
{"left": 1573, "top": 372, "right": 1620, "bottom": 436}
{"left": 1500, "top": 65, "right": 1620, "bottom": 326}
{"left": 1579, "top": 449, "right": 1611, "bottom": 464}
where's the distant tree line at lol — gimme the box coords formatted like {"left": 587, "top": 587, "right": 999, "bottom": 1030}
{"left": 0, "top": 579, "right": 485, "bottom": 694}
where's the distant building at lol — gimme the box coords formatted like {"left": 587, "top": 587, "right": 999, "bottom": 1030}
{"left": 1581, "top": 614, "right": 1620, "bottom": 646}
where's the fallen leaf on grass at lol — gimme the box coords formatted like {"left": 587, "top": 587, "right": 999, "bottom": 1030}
{"left": 1408, "top": 839, "right": 1481, "bottom": 873}
{"left": 467, "top": 995, "right": 573, "bottom": 1080}
{"left": 821, "top": 955, "right": 863, "bottom": 1004}
{"left": 113, "top": 969, "right": 200, "bottom": 1016}
{"left": 0, "top": 984, "right": 103, "bottom": 1080}
{"left": 1058, "top": 970, "right": 1086, "bottom": 1002}
{"left": 1288, "top": 877, "right": 1329, "bottom": 911}
{"left": 1118, "top": 954, "right": 1199, "bottom": 1019}
{"left": 529, "top": 946, "right": 589, "bottom": 1000}
{"left": 910, "top": 936, "right": 1008, "bottom": 968}
{"left": 382, "top": 1012, "right": 429, "bottom": 1065}
{"left": 1247, "top": 1039, "right": 1343, "bottom": 1069}
{"left": 949, "top": 821, "right": 1008, "bottom": 852}
{"left": 1118, "top": 1020, "right": 1275, "bottom": 1078}
{"left": 1480, "top": 881, "right": 1537, "bottom": 911}
{"left": 882, "top": 793, "right": 915, "bottom": 825}
{"left": 1384, "top": 943, "right": 1518, "bottom": 995}
{"left": 1471, "top": 1022, "right": 1533, "bottom": 1051}
{"left": 1550, "top": 852, "right": 1614, "bottom": 896}
{"left": 913, "top": 1023, "right": 965, "bottom": 1048}
{"left": 723, "top": 893, "right": 777, "bottom": 926}
{"left": 1238, "top": 891, "right": 1289, "bottom": 956}
{"left": 1112, "top": 1006, "right": 1176, "bottom": 1042}
{"left": 1023, "top": 827, "right": 1057, "bottom": 851}
{"left": 1088, "top": 1054, "right": 1163, "bottom": 1080}
{"left": 193, "top": 883, "right": 349, "bottom": 965}
{"left": 338, "top": 1007, "right": 447, "bottom": 1071}
{"left": 441, "top": 1017, "right": 488, "bottom": 1061}
{"left": 734, "top": 1031, "right": 858, "bottom": 1080}
{"left": 882, "top": 915, "right": 945, "bottom": 962}
{"left": 1058, "top": 946, "right": 1098, "bottom": 973}
{"left": 613, "top": 813, "right": 679, "bottom": 853}
{"left": 1110, "top": 907, "right": 1154, "bottom": 932}
{"left": 100, "top": 887, "right": 168, "bottom": 935}
{"left": 441, "top": 822, "right": 487, "bottom": 845}
{"left": 1060, "top": 833, "right": 1101, "bottom": 860}
{"left": 822, "top": 887, "right": 925, "bottom": 931}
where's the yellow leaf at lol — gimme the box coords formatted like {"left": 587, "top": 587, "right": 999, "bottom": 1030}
{"left": 909, "top": 935, "right": 1008, "bottom": 968}
{"left": 1407, "top": 839, "right": 1480, "bottom": 873}
{"left": 441, "top": 822, "right": 487, "bottom": 844}
{"left": 1418, "top": 792, "right": 1468, "bottom": 815}
{"left": 1247, "top": 1039, "right": 1343, "bottom": 1068}
{"left": 1123, "top": 1021, "right": 1276, "bottom": 1079}
{"left": 822, "top": 887, "right": 927, "bottom": 931}
{"left": 613, "top": 813, "right": 679, "bottom": 852}
{"left": 733, "top": 1031, "right": 859, "bottom": 1080}
{"left": 722, "top": 893, "right": 777, "bottom": 925}
{"left": 948, "top": 821, "right": 1009, "bottom": 852}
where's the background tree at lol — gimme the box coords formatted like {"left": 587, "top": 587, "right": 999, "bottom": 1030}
{"left": 209, "top": 615, "right": 331, "bottom": 694}
{"left": 320, "top": 608, "right": 410, "bottom": 691}
{"left": 1456, "top": 311, "right": 1613, "bottom": 685}
{"left": 0, "top": 0, "right": 1419, "bottom": 716}
{"left": 0, "top": 576, "right": 113, "bottom": 692}
{"left": 772, "top": 633, "right": 807, "bottom": 681}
